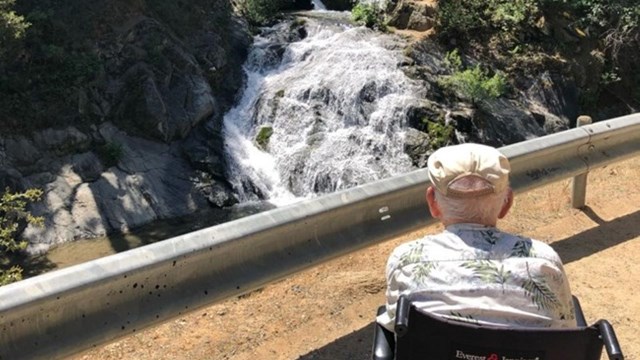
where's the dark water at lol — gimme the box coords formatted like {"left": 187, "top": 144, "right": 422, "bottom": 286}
{"left": 21, "top": 202, "right": 275, "bottom": 276}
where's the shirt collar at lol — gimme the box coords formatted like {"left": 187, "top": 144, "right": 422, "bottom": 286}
{"left": 444, "top": 223, "right": 498, "bottom": 233}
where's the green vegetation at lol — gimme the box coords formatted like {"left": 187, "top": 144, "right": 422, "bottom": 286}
{"left": 255, "top": 126, "right": 274, "bottom": 150}
{"left": 235, "top": 0, "right": 316, "bottom": 27}
{"left": 0, "top": 0, "right": 104, "bottom": 131}
{"left": 351, "top": 3, "right": 386, "bottom": 30}
{"left": 443, "top": 49, "right": 463, "bottom": 71}
{"left": 98, "top": 141, "right": 124, "bottom": 167}
{"left": 0, "top": 188, "right": 43, "bottom": 286}
{"left": 0, "top": 0, "right": 236, "bottom": 133}
{"left": 0, "top": 0, "right": 30, "bottom": 61}
{"left": 425, "top": 121, "right": 454, "bottom": 150}
{"left": 147, "top": 0, "right": 231, "bottom": 37}
{"left": 236, "top": 0, "right": 307, "bottom": 27}
{"left": 436, "top": 0, "right": 541, "bottom": 41}
{"left": 441, "top": 66, "right": 507, "bottom": 106}
{"left": 440, "top": 50, "right": 508, "bottom": 106}
{"left": 434, "top": 0, "right": 640, "bottom": 117}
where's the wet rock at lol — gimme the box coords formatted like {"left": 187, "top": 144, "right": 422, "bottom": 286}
{"left": 403, "top": 128, "right": 432, "bottom": 168}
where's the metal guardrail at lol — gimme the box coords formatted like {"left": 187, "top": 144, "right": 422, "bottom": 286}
{"left": 1, "top": 113, "right": 639, "bottom": 360}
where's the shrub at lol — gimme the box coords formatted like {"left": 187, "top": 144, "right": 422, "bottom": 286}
{"left": 440, "top": 65, "right": 508, "bottom": 106}
{"left": 98, "top": 141, "right": 124, "bottom": 167}
{"left": 435, "top": 0, "right": 488, "bottom": 39}
{"left": 352, "top": 2, "right": 386, "bottom": 30}
{"left": 435, "top": 0, "right": 539, "bottom": 40}
{"left": 489, "top": 0, "right": 539, "bottom": 33}
{"left": 238, "top": 0, "right": 286, "bottom": 26}
{"left": 352, "top": 3, "right": 377, "bottom": 27}
{"left": 425, "top": 121, "right": 454, "bottom": 150}
{"left": 444, "top": 49, "right": 463, "bottom": 71}
{"left": 0, "top": 188, "right": 43, "bottom": 286}
{"left": 0, "top": 0, "right": 30, "bottom": 61}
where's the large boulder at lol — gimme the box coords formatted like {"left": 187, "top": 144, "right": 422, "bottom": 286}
{"left": 19, "top": 123, "right": 216, "bottom": 254}
{"left": 386, "top": 0, "right": 437, "bottom": 31}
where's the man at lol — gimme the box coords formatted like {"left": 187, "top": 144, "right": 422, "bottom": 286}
{"left": 377, "top": 143, "right": 576, "bottom": 332}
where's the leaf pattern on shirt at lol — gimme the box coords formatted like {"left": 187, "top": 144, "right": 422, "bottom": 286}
{"left": 480, "top": 230, "right": 500, "bottom": 245}
{"left": 521, "top": 263, "right": 560, "bottom": 310}
{"left": 398, "top": 243, "right": 425, "bottom": 268}
{"left": 396, "top": 243, "right": 436, "bottom": 283}
{"left": 510, "top": 239, "right": 532, "bottom": 257}
{"left": 412, "top": 262, "right": 435, "bottom": 284}
{"left": 448, "top": 311, "right": 478, "bottom": 324}
{"left": 461, "top": 260, "right": 512, "bottom": 287}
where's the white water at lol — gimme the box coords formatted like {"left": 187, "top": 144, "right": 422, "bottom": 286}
{"left": 223, "top": 13, "right": 425, "bottom": 206}
{"left": 312, "top": 0, "right": 326, "bottom": 10}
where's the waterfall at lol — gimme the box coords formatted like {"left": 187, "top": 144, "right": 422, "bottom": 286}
{"left": 312, "top": 0, "right": 327, "bottom": 10}
{"left": 223, "top": 13, "right": 425, "bottom": 206}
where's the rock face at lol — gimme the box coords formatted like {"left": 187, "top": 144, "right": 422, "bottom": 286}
{"left": 2, "top": 120, "right": 237, "bottom": 254}
{"left": 17, "top": 124, "right": 207, "bottom": 253}
{"left": 386, "top": 0, "right": 437, "bottom": 31}
{"left": 0, "top": 1, "right": 252, "bottom": 254}
{"left": 399, "top": 40, "right": 577, "bottom": 165}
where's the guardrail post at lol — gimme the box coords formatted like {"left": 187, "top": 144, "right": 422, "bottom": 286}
{"left": 571, "top": 115, "right": 593, "bottom": 208}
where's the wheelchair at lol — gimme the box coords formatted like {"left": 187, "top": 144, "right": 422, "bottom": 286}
{"left": 372, "top": 295, "right": 624, "bottom": 360}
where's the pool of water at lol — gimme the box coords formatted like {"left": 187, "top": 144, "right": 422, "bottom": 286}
{"left": 21, "top": 201, "right": 276, "bottom": 276}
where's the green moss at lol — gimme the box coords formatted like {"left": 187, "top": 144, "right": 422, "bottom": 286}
{"left": 425, "top": 121, "right": 454, "bottom": 150}
{"left": 255, "top": 126, "right": 273, "bottom": 150}
{"left": 290, "top": 18, "right": 306, "bottom": 28}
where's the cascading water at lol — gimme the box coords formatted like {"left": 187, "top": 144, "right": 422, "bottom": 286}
{"left": 311, "top": 0, "right": 327, "bottom": 10}
{"left": 223, "top": 10, "right": 426, "bottom": 206}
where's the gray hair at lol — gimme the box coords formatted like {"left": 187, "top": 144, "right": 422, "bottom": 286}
{"left": 434, "top": 176, "right": 509, "bottom": 224}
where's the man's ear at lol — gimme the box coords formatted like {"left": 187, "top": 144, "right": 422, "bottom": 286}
{"left": 498, "top": 188, "right": 514, "bottom": 219}
{"left": 426, "top": 186, "right": 442, "bottom": 219}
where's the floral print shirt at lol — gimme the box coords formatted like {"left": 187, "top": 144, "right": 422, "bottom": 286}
{"left": 377, "top": 223, "right": 576, "bottom": 331}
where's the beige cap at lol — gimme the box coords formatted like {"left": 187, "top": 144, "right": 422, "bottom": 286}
{"left": 427, "top": 143, "right": 511, "bottom": 198}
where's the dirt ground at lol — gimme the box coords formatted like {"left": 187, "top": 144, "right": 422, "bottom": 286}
{"left": 72, "top": 155, "right": 640, "bottom": 360}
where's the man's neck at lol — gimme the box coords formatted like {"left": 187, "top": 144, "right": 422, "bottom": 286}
{"left": 441, "top": 218, "right": 497, "bottom": 227}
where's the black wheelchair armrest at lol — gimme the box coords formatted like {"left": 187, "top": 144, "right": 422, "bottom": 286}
{"left": 372, "top": 306, "right": 395, "bottom": 360}
{"left": 597, "top": 319, "right": 624, "bottom": 360}
{"left": 572, "top": 295, "right": 587, "bottom": 327}
{"left": 394, "top": 295, "right": 410, "bottom": 337}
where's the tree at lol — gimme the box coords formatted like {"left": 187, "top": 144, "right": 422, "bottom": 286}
{"left": 237, "top": 0, "right": 287, "bottom": 26}
{"left": 0, "top": 188, "right": 43, "bottom": 286}
{"left": 352, "top": 3, "right": 386, "bottom": 30}
{"left": 0, "top": 0, "right": 30, "bottom": 61}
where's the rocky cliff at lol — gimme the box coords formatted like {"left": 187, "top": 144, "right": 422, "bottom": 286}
{"left": 0, "top": 0, "right": 252, "bottom": 253}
